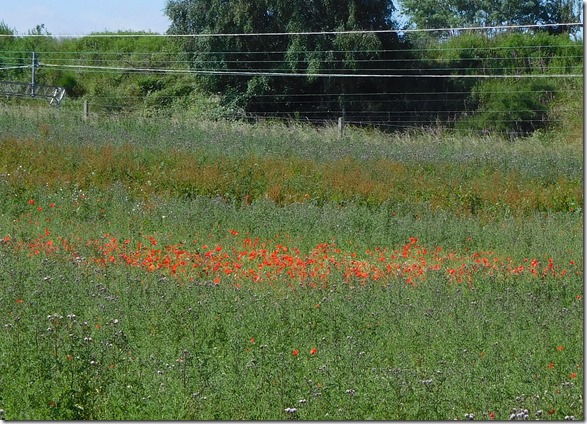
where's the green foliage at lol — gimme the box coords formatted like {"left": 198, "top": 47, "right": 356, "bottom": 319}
{"left": 399, "top": 0, "right": 582, "bottom": 37}
{"left": 460, "top": 78, "right": 556, "bottom": 135}
{"left": 0, "top": 9, "right": 582, "bottom": 136}
{"left": 54, "top": 72, "right": 86, "bottom": 98}
{"left": 164, "top": 0, "right": 404, "bottom": 118}
{"left": 426, "top": 32, "right": 582, "bottom": 136}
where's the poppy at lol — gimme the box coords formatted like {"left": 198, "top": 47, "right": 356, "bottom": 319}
{"left": 310, "top": 347, "right": 317, "bottom": 355}
{"left": 292, "top": 349, "right": 299, "bottom": 357}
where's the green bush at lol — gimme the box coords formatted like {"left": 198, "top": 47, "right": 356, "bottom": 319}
{"left": 459, "top": 79, "right": 556, "bottom": 136}
{"left": 55, "top": 72, "right": 86, "bottom": 99}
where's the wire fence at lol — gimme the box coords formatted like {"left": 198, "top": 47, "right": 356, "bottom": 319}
{"left": 0, "top": 21, "right": 583, "bottom": 135}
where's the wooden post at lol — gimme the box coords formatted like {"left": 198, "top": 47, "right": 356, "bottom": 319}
{"left": 31, "top": 52, "right": 37, "bottom": 97}
{"left": 338, "top": 116, "right": 345, "bottom": 139}
{"left": 83, "top": 100, "right": 89, "bottom": 121}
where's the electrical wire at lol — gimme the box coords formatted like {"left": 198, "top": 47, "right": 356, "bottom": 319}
{"left": 0, "top": 65, "right": 31, "bottom": 70}
{"left": 41, "top": 63, "right": 583, "bottom": 78}
{"left": 0, "top": 42, "right": 581, "bottom": 58}
{"left": 1, "top": 22, "right": 581, "bottom": 38}
{"left": 1, "top": 20, "right": 581, "bottom": 130}
{"left": 84, "top": 92, "right": 577, "bottom": 102}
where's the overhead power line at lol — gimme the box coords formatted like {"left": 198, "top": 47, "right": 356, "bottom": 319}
{"left": 0, "top": 65, "right": 31, "bottom": 70}
{"left": 42, "top": 63, "right": 582, "bottom": 79}
{"left": 0, "top": 22, "right": 581, "bottom": 38}
{"left": 1, "top": 42, "right": 580, "bottom": 56}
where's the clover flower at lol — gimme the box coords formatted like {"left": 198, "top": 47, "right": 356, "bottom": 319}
{"left": 509, "top": 408, "right": 529, "bottom": 420}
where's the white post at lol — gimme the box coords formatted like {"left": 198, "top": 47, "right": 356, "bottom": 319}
{"left": 31, "top": 51, "right": 37, "bottom": 97}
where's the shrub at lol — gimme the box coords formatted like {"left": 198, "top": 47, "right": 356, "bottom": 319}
{"left": 459, "top": 78, "right": 556, "bottom": 136}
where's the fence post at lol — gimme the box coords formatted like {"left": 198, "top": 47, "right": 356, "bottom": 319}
{"left": 338, "top": 116, "right": 345, "bottom": 139}
{"left": 83, "top": 100, "right": 89, "bottom": 121}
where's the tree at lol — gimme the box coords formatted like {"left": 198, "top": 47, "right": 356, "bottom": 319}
{"left": 164, "top": 0, "right": 407, "bottom": 121}
{"left": 399, "top": 0, "right": 581, "bottom": 37}
{"left": 538, "top": 0, "right": 583, "bottom": 35}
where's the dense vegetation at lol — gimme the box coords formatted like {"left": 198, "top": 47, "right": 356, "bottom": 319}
{"left": 400, "top": 0, "right": 580, "bottom": 37}
{"left": 0, "top": 2, "right": 582, "bottom": 420}
{"left": 0, "top": 109, "right": 583, "bottom": 420}
{"left": 0, "top": 0, "right": 583, "bottom": 138}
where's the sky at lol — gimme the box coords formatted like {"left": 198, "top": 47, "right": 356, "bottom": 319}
{"left": 1, "top": 0, "right": 171, "bottom": 35}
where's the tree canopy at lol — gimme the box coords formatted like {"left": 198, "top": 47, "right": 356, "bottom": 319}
{"left": 164, "top": 0, "right": 407, "bottom": 120}
{"left": 399, "top": 0, "right": 582, "bottom": 37}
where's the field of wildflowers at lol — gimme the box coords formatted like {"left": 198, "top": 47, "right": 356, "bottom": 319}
{"left": 0, "top": 110, "right": 583, "bottom": 420}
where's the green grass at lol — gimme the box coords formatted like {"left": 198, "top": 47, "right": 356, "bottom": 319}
{"left": 0, "top": 110, "right": 583, "bottom": 420}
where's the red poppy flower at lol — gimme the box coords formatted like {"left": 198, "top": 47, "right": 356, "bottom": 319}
{"left": 292, "top": 349, "right": 299, "bottom": 357}
{"left": 310, "top": 347, "right": 317, "bottom": 355}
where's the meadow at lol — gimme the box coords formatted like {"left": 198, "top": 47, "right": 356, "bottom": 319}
{"left": 0, "top": 107, "right": 583, "bottom": 420}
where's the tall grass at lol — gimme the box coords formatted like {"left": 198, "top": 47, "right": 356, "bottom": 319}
{"left": 0, "top": 108, "right": 582, "bottom": 420}
{"left": 0, "top": 127, "right": 582, "bottom": 215}
{"left": 0, "top": 105, "right": 582, "bottom": 177}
